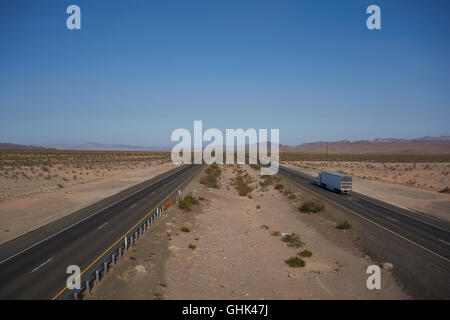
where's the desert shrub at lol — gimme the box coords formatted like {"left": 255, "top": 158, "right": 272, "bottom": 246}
{"left": 188, "top": 243, "right": 196, "bottom": 250}
{"left": 274, "top": 184, "right": 284, "bottom": 190}
{"left": 256, "top": 205, "right": 261, "bottom": 209}
{"left": 300, "top": 199, "right": 325, "bottom": 213}
{"left": 271, "top": 231, "right": 281, "bottom": 236}
{"left": 259, "top": 175, "right": 276, "bottom": 188}
{"left": 439, "top": 187, "right": 450, "bottom": 193}
{"left": 180, "top": 227, "right": 190, "bottom": 232}
{"left": 163, "top": 199, "right": 175, "bottom": 210}
{"left": 178, "top": 193, "right": 199, "bottom": 212}
{"left": 200, "top": 174, "right": 218, "bottom": 188}
{"left": 300, "top": 250, "right": 312, "bottom": 257}
{"left": 337, "top": 220, "right": 352, "bottom": 230}
{"left": 286, "top": 256, "right": 305, "bottom": 268}
{"left": 235, "top": 174, "right": 253, "bottom": 196}
{"left": 200, "top": 163, "right": 221, "bottom": 188}
{"left": 260, "top": 224, "right": 269, "bottom": 230}
{"left": 282, "top": 233, "right": 304, "bottom": 247}
{"left": 288, "top": 194, "right": 296, "bottom": 199}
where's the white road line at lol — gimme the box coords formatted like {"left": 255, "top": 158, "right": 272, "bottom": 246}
{"left": 97, "top": 222, "right": 108, "bottom": 230}
{"left": 439, "top": 239, "right": 450, "bottom": 246}
{"left": 0, "top": 166, "right": 188, "bottom": 265}
{"left": 385, "top": 216, "right": 399, "bottom": 223}
{"left": 130, "top": 203, "right": 136, "bottom": 209}
{"left": 32, "top": 258, "right": 53, "bottom": 273}
{"left": 358, "top": 198, "right": 450, "bottom": 233}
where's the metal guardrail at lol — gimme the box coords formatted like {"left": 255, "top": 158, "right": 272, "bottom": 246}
{"left": 63, "top": 191, "right": 180, "bottom": 300}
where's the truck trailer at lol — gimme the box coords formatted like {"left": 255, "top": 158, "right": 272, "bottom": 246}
{"left": 316, "top": 171, "right": 352, "bottom": 193}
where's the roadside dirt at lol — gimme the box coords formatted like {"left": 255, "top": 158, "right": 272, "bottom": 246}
{"left": 87, "top": 164, "right": 408, "bottom": 300}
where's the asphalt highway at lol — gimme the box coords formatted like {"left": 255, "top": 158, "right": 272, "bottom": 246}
{"left": 0, "top": 164, "right": 203, "bottom": 299}
{"left": 279, "top": 165, "right": 450, "bottom": 299}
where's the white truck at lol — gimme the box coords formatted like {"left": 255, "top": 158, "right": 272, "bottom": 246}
{"left": 316, "top": 171, "right": 352, "bottom": 193}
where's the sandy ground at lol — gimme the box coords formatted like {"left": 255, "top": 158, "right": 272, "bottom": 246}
{"left": 0, "top": 162, "right": 176, "bottom": 244}
{"left": 87, "top": 164, "right": 408, "bottom": 300}
{"left": 283, "top": 161, "right": 450, "bottom": 222}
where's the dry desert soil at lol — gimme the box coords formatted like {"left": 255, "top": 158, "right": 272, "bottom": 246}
{"left": 86, "top": 164, "right": 408, "bottom": 300}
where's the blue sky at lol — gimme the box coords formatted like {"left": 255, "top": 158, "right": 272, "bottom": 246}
{"left": 1, "top": 0, "right": 449, "bottom": 146}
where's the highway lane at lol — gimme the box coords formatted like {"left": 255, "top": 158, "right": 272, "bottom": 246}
{"left": 0, "top": 164, "right": 203, "bottom": 299}
{"left": 279, "top": 165, "right": 450, "bottom": 299}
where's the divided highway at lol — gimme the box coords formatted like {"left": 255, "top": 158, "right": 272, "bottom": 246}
{"left": 0, "top": 164, "right": 203, "bottom": 300}
{"left": 279, "top": 165, "right": 450, "bottom": 299}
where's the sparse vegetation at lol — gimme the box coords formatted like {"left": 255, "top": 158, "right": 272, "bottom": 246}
{"left": 180, "top": 227, "right": 190, "bottom": 233}
{"left": 286, "top": 256, "right": 305, "bottom": 268}
{"left": 337, "top": 220, "right": 352, "bottom": 230}
{"left": 439, "top": 187, "right": 450, "bottom": 193}
{"left": 188, "top": 243, "right": 196, "bottom": 250}
{"left": 0, "top": 150, "right": 171, "bottom": 200}
{"left": 274, "top": 184, "right": 284, "bottom": 190}
{"left": 234, "top": 171, "right": 253, "bottom": 196}
{"left": 200, "top": 163, "right": 221, "bottom": 188}
{"left": 300, "top": 199, "right": 325, "bottom": 213}
{"left": 282, "top": 233, "right": 304, "bottom": 247}
{"left": 270, "top": 231, "right": 281, "bottom": 236}
{"left": 300, "top": 250, "right": 312, "bottom": 257}
{"left": 178, "top": 193, "right": 199, "bottom": 212}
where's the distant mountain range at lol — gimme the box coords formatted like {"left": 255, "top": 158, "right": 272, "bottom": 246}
{"left": 0, "top": 143, "right": 54, "bottom": 150}
{"left": 280, "top": 136, "right": 450, "bottom": 154}
{"left": 1, "top": 136, "right": 449, "bottom": 154}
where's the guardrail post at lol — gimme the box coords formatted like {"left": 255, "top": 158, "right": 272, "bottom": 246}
{"left": 135, "top": 231, "right": 138, "bottom": 240}
{"left": 130, "top": 237, "right": 133, "bottom": 246}
{"left": 96, "top": 270, "right": 100, "bottom": 284}
{"left": 147, "top": 220, "right": 150, "bottom": 228}
{"left": 86, "top": 280, "right": 90, "bottom": 294}
{"left": 139, "top": 227, "right": 142, "bottom": 236}
{"left": 119, "top": 247, "right": 122, "bottom": 258}
{"left": 125, "top": 237, "right": 128, "bottom": 251}
{"left": 74, "top": 292, "right": 79, "bottom": 300}
{"left": 143, "top": 224, "right": 146, "bottom": 232}
{"left": 104, "top": 261, "right": 108, "bottom": 273}
{"left": 112, "top": 254, "right": 116, "bottom": 265}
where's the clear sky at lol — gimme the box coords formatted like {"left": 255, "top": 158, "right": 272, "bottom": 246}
{"left": 1, "top": 0, "right": 449, "bottom": 146}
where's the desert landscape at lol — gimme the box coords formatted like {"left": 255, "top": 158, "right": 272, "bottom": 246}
{"left": 86, "top": 164, "right": 408, "bottom": 300}
{"left": 0, "top": 150, "right": 176, "bottom": 244}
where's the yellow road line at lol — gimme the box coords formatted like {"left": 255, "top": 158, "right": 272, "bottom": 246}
{"left": 51, "top": 166, "right": 202, "bottom": 300}
{"left": 280, "top": 172, "right": 450, "bottom": 264}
